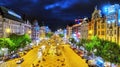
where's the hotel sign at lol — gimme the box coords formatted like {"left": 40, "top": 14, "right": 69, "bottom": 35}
{"left": 8, "top": 10, "right": 21, "bottom": 19}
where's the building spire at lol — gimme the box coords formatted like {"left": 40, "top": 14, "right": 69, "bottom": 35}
{"left": 95, "top": 5, "right": 97, "bottom": 10}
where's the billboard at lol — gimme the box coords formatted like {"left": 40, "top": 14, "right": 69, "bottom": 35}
{"left": 8, "top": 10, "right": 21, "bottom": 19}
{"left": 104, "top": 4, "right": 120, "bottom": 24}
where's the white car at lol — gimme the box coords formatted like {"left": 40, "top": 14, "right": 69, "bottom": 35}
{"left": 16, "top": 58, "right": 24, "bottom": 64}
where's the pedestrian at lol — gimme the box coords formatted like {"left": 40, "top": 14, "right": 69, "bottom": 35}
{"left": 32, "top": 64, "right": 34, "bottom": 67}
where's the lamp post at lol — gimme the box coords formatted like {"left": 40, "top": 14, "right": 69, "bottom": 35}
{"left": 3, "top": 28, "right": 11, "bottom": 56}
{"left": 28, "top": 30, "right": 31, "bottom": 34}
{"left": 5, "top": 28, "right": 11, "bottom": 37}
{"left": 28, "top": 30, "right": 31, "bottom": 38}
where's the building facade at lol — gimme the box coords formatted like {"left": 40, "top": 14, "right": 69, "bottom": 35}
{"left": 72, "top": 23, "right": 81, "bottom": 39}
{"left": 104, "top": 4, "right": 120, "bottom": 45}
{"left": 66, "top": 25, "right": 72, "bottom": 39}
{"left": 66, "top": 18, "right": 88, "bottom": 39}
{"left": 79, "top": 18, "right": 88, "bottom": 39}
{"left": 88, "top": 7, "right": 106, "bottom": 40}
{"left": 39, "top": 26, "right": 51, "bottom": 38}
{"left": 32, "top": 20, "right": 40, "bottom": 41}
{"left": 88, "top": 4, "right": 120, "bottom": 45}
{"left": 0, "top": 6, "right": 32, "bottom": 38}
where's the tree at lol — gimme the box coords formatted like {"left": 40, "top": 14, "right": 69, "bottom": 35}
{"left": 59, "top": 34, "right": 64, "bottom": 38}
{"left": 9, "top": 33, "right": 31, "bottom": 51}
{"left": 69, "top": 38, "right": 76, "bottom": 44}
{"left": 85, "top": 36, "right": 120, "bottom": 64}
{"left": 20, "top": 34, "right": 31, "bottom": 48}
{"left": 0, "top": 38, "right": 15, "bottom": 51}
{"left": 46, "top": 32, "right": 53, "bottom": 38}
{"left": 85, "top": 36, "right": 100, "bottom": 52}
{"left": 79, "top": 39, "right": 90, "bottom": 47}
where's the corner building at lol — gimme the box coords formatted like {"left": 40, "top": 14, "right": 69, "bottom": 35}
{"left": 104, "top": 4, "right": 120, "bottom": 45}
{"left": 88, "top": 7, "right": 106, "bottom": 40}
{"left": 0, "top": 6, "right": 32, "bottom": 38}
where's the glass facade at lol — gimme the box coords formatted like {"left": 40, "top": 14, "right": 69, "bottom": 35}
{"left": 103, "top": 4, "right": 120, "bottom": 25}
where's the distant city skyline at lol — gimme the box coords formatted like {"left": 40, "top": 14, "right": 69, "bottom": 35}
{"left": 0, "top": 0, "right": 120, "bottom": 31}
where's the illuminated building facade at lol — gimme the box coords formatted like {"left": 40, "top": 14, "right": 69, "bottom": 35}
{"left": 0, "top": 6, "right": 32, "bottom": 38}
{"left": 103, "top": 4, "right": 120, "bottom": 44}
{"left": 24, "top": 20, "right": 32, "bottom": 38}
{"left": 79, "top": 18, "right": 89, "bottom": 39}
{"left": 72, "top": 23, "right": 81, "bottom": 39}
{"left": 88, "top": 4, "right": 120, "bottom": 45}
{"left": 66, "top": 25, "right": 72, "bottom": 38}
{"left": 32, "top": 21, "right": 40, "bottom": 41}
{"left": 40, "top": 26, "right": 51, "bottom": 38}
{"left": 88, "top": 7, "right": 106, "bottom": 40}
{"left": 66, "top": 18, "right": 88, "bottom": 39}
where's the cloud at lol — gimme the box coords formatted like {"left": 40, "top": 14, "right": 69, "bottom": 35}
{"left": 0, "top": 3, "right": 5, "bottom": 6}
{"left": 44, "top": 0, "right": 89, "bottom": 10}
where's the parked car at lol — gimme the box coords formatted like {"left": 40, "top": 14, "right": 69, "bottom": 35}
{"left": 16, "top": 58, "right": 24, "bottom": 64}
{"left": 3, "top": 56, "right": 10, "bottom": 61}
{"left": 10, "top": 54, "right": 20, "bottom": 59}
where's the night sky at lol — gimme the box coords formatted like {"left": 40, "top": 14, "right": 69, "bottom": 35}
{"left": 0, "top": 0, "right": 120, "bottom": 31}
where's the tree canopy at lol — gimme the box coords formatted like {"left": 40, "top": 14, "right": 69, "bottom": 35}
{"left": 8, "top": 33, "right": 31, "bottom": 51}
{"left": 59, "top": 34, "right": 64, "bottom": 38}
{"left": 84, "top": 36, "right": 120, "bottom": 64}
{"left": 0, "top": 38, "right": 15, "bottom": 50}
{"left": 46, "top": 32, "right": 53, "bottom": 38}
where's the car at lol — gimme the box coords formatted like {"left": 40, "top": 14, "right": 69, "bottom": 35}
{"left": 16, "top": 58, "right": 24, "bottom": 64}
{"left": 3, "top": 56, "right": 10, "bottom": 61}
{"left": 10, "top": 54, "right": 20, "bottom": 59}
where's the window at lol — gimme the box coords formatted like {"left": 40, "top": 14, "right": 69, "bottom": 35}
{"left": 114, "top": 30, "right": 116, "bottom": 35}
{"left": 107, "top": 30, "right": 109, "bottom": 34}
{"left": 101, "top": 24, "right": 104, "bottom": 29}
{"left": 109, "top": 30, "right": 112, "bottom": 36}
{"left": 115, "top": 37, "right": 116, "bottom": 42}
{"left": 107, "top": 24, "right": 109, "bottom": 28}
{"left": 98, "top": 25, "right": 100, "bottom": 29}
{"left": 101, "top": 31, "right": 104, "bottom": 35}
{"left": 98, "top": 31, "right": 100, "bottom": 35}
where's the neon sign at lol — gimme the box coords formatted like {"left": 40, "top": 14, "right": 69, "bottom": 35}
{"left": 103, "top": 4, "right": 119, "bottom": 15}
{"left": 108, "top": 5, "right": 115, "bottom": 13}
{"left": 8, "top": 11, "right": 21, "bottom": 19}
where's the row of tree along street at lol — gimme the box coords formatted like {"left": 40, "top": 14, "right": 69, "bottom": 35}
{"left": 69, "top": 36, "right": 120, "bottom": 66}
{"left": 0, "top": 33, "right": 31, "bottom": 57}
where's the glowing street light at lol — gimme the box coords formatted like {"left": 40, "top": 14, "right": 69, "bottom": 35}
{"left": 28, "top": 30, "right": 31, "bottom": 34}
{"left": 5, "top": 28, "right": 11, "bottom": 33}
{"left": 89, "top": 30, "right": 92, "bottom": 34}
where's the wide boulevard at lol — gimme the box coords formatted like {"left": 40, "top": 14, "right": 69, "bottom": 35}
{"left": 0, "top": 35, "right": 88, "bottom": 67}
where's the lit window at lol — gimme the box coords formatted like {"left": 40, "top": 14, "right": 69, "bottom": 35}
{"left": 101, "top": 31, "right": 104, "bottom": 35}
{"left": 101, "top": 24, "right": 104, "bottom": 29}
{"left": 114, "top": 30, "right": 116, "bottom": 34}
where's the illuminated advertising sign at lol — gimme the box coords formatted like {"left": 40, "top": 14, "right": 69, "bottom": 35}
{"left": 8, "top": 10, "right": 21, "bottom": 19}
{"left": 108, "top": 5, "right": 116, "bottom": 13}
{"left": 104, "top": 4, "right": 120, "bottom": 24}
{"left": 107, "top": 4, "right": 119, "bottom": 14}
{"left": 103, "top": 4, "right": 119, "bottom": 15}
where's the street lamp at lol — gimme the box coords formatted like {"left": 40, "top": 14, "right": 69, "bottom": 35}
{"left": 28, "top": 30, "right": 32, "bottom": 39}
{"left": 5, "top": 28, "right": 11, "bottom": 37}
{"left": 2, "top": 28, "right": 11, "bottom": 56}
{"left": 89, "top": 30, "right": 92, "bottom": 34}
{"left": 28, "top": 30, "right": 31, "bottom": 34}
{"left": 5, "top": 28, "right": 11, "bottom": 34}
